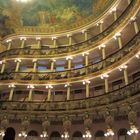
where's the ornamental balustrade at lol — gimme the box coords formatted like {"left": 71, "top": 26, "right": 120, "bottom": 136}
{"left": 0, "top": 77, "right": 139, "bottom": 113}
{"left": 0, "top": 30, "right": 140, "bottom": 81}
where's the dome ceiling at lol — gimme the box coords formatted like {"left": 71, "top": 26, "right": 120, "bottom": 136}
{"left": 0, "top": 0, "right": 115, "bottom": 37}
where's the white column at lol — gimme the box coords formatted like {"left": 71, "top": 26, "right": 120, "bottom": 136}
{"left": 27, "top": 85, "right": 34, "bottom": 101}
{"left": 20, "top": 37, "right": 26, "bottom": 48}
{"left": 83, "top": 80, "right": 90, "bottom": 98}
{"left": 65, "top": 84, "right": 71, "bottom": 100}
{"left": 110, "top": 8, "right": 117, "bottom": 21}
{"left": 50, "top": 59, "right": 56, "bottom": 71}
{"left": 0, "top": 60, "right": 6, "bottom": 73}
{"left": 67, "top": 34, "right": 72, "bottom": 45}
{"left": 8, "top": 84, "right": 15, "bottom": 101}
{"left": 99, "top": 44, "right": 106, "bottom": 60}
{"left": 6, "top": 39, "right": 12, "bottom": 50}
{"left": 36, "top": 37, "right": 41, "bottom": 49}
{"left": 15, "top": 59, "right": 21, "bottom": 72}
{"left": 46, "top": 85, "right": 53, "bottom": 101}
{"left": 101, "top": 74, "right": 109, "bottom": 93}
{"left": 119, "top": 65, "right": 128, "bottom": 85}
{"left": 33, "top": 59, "right": 37, "bottom": 72}
{"left": 82, "top": 30, "right": 88, "bottom": 41}
{"left": 66, "top": 56, "right": 73, "bottom": 70}
{"left": 97, "top": 21, "right": 104, "bottom": 33}
{"left": 83, "top": 52, "right": 89, "bottom": 66}
{"left": 52, "top": 37, "right": 57, "bottom": 48}
{"left": 114, "top": 33, "right": 122, "bottom": 49}
{"left": 130, "top": 17, "right": 139, "bottom": 34}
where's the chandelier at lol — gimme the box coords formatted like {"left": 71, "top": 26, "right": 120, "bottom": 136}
{"left": 83, "top": 130, "right": 92, "bottom": 138}
{"left": 18, "top": 131, "right": 27, "bottom": 137}
{"left": 0, "top": 130, "right": 5, "bottom": 137}
{"left": 16, "top": 0, "right": 31, "bottom": 3}
{"left": 104, "top": 129, "right": 114, "bottom": 137}
{"left": 61, "top": 131, "right": 70, "bottom": 139}
{"left": 127, "top": 125, "right": 139, "bottom": 135}
{"left": 40, "top": 131, "right": 48, "bottom": 138}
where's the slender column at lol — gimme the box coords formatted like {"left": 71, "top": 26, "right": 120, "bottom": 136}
{"left": 20, "top": 37, "right": 26, "bottom": 48}
{"left": 50, "top": 59, "right": 56, "bottom": 71}
{"left": 83, "top": 52, "right": 89, "bottom": 66}
{"left": 36, "top": 37, "right": 41, "bottom": 49}
{"left": 99, "top": 44, "right": 106, "bottom": 59}
{"left": 33, "top": 59, "right": 37, "bottom": 72}
{"left": 8, "top": 84, "right": 15, "bottom": 101}
{"left": 83, "top": 80, "right": 90, "bottom": 98}
{"left": 114, "top": 33, "right": 122, "bottom": 49}
{"left": 82, "top": 30, "right": 88, "bottom": 41}
{"left": 130, "top": 17, "right": 139, "bottom": 34}
{"left": 97, "top": 21, "right": 104, "bottom": 33}
{"left": 119, "top": 65, "right": 128, "bottom": 85}
{"left": 67, "top": 34, "right": 72, "bottom": 45}
{"left": 128, "top": 0, "right": 131, "bottom": 4}
{"left": 27, "top": 85, "right": 34, "bottom": 101}
{"left": 15, "top": 59, "right": 21, "bottom": 72}
{"left": 0, "top": 60, "right": 6, "bottom": 73}
{"left": 110, "top": 8, "right": 117, "bottom": 21}
{"left": 65, "top": 84, "right": 71, "bottom": 100}
{"left": 101, "top": 74, "right": 109, "bottom": 93}
{"left": 66, "top": 56, "right": 73, "bottom": 70}
{"left": 6, "top": 39, "right": 12, "bottom": 50}
{"left": 52, "top": 37, "right": 57, "bottom": 48}
{"left": 46, "top": 85, "right": 53, "bottom": 101}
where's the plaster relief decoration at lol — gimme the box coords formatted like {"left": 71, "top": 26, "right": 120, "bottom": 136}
{"left": 0, "top": 0, "right": 115, "bottom": 36}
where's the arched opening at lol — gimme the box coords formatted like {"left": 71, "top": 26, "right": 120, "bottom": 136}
{"left": 118, "top": 128, "right": 128, "bottom": 140}
{"left": 3, "top": 127, "right": 15, "bottom": 140}
{"left": 72, "top": 131, "right": 82, "bottom": 140}
{"left": 50, "top": 131, "right": 61, "bottom": 140}
{"left": 95, "top": 130, "right": 105, "bottom": 140}
{"left": 27, "top": 130, "right": 38, "bottom": 140}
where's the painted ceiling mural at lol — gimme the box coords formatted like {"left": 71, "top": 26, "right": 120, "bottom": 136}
{"left": 0, "top": 0, "right": 115, "bottom": 37}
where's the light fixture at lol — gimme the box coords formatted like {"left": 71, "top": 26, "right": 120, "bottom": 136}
{"left": 113, "top": 32, "right": 121, "bottom": 40}
{"left": 36, "top": 37, "right": 41, "bottom": 40}
{"left": 82, "top": 52, "right": 89, "bottom": 56}
{"left": 83, "top": 130, "right": 92, "bottom": 138}
{"left": 8, "top": 84, "right": 16, "bottom": 88}
{"left": 14, "top": 58, "right": 21, "bottom": 63}
{"left": 119, "top": 64, "right": 128, "bottom": 71}
{"left": 61, "top": 131, "right": 70, "bottom": 139}
{"left": 52, "top": 36, "right": 57, "bottom": 40}
{"left": 40, "top": 131, "right": 48, "bottom": 138}
{"left": 6, "top": 39, "right": 12, "bottom": 43}
{"left": 98, "top": 44, "right": 106, "bottom": 50}
{"left": 64, "top": 83, "right": 70, "bottom": 87}
{"left": 46, "top": 85, "right": 53, "bottom": 89}
{"left": 18, "top": 131, "right": 27, "bottom": 137}
{"left": 135, "top": 51, "right": 140, "bottom": 59}
{"left": 96, "top": 20, "right": 104, "bottom": 26}
{"left": 27, "top": 85, "right": 35, "bottom": 89}
{"left": 100, "top": 73, "right": 109, "bottom": 79}
{"left": 66, "top": 56, "right": 73, "bottom": 60}
{"left": 127, "top": 125, "right": 139, "bottom": 135}
{"left": 20, "top": 37, "right": 26, "bottom": 41}
{"left": 0, "top": 130, "right": 5, "bottom": 137}
{"left": 130, "top": 16, "right": 136, "bottom": 22}
{"left": 110, "top": 7, "right": 117, "bottom": 13}
{"left": 104, "top": 129, "right": 114, "bottom": 137}
{"left": 83, "top": 80, "right": 90, "bottom": 85}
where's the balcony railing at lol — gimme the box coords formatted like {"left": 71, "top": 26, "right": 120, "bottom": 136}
{"left": 0, "top": 77, "right": 139, "bottom": 113}
{"left": 0, "top": 31, "right": 140, "bottom": 81}
{"left": 0, "top": 0, "right": 138, "bottom": 56}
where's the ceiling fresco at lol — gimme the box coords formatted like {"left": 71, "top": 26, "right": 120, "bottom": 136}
{"left": 0, "top": 0, "right": 115, "bottom": 37}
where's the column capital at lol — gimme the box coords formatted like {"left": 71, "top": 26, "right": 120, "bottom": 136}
{"left": 33, "top": 59, "right": 38, "bottom": 62}
{"left": 109, "top": 7, "right": 117, "bottom": 13}
{"left": 27, "top": 85, "right": 35, "bottom": 89}
{"left": 8, "top": 84, "right": 16, "bottom": 88}
{"left": 66, "top": 56, "right": 73, "bottom": 60}
{"left": 130, "top": 16, "right": 137, "bottom": 22}
{"left": 20, "top": 37, "right": 26, "bottom": 41}
{"left": 52, "top": 36, "right": 57, "bottom": 40}
{"left": 82, "top": 52, "right": 89, "bottom": 56}
{"left": 50, "top": 59, "right": 56, "bottom": 62}
{"left": 83, "top": 80, "right": 90, "bottom": 85}
{"left": 6, "top": 39, "right": 12, "bottom": 43}
{"left": 46, "top": 85, "right": 53, "bottom": 89}
{"left": 101, "top": 73, "right": 109, "bottom": 79}
{"left": 14, "top": 58, "right": 21, "bottom": 63}
{"left": 64, "top": 83, "right": 71, "bottom": 87}
{"left": 113, "top": 32, "right": 121, "bottom": 40}
{"left": 96, "top": 20, "right": 104, "bottom": 26}
{"left": 119, "top": 64, "right": 128, "bottom": 71}
{"left": 0, "top": 60, "right": 6, "bottom": 64}
{"left": 36, "top": 37, "right": 41, "bottom": 40}
{"left": 98, "top": 44, "right": 106, "bottom": 50}
{"left": 67, "top": 34, "right": 72, "bottom": 37}
{"left": 81, "top": 29, "right": 88, "bottom": 33}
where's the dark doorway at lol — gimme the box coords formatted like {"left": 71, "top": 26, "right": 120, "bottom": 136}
{"left": 3, "top": 127, "right": 15, "bottom": 140}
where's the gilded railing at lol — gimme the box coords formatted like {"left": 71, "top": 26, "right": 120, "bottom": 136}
{"left": 1, "top": 0, "right": 138, "bottom": 57}
{"left": 0, "top": 77, "right": 139, "bottom": 113}
{"left": 0, "top": 31, "right": 140, "bottom": 82}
